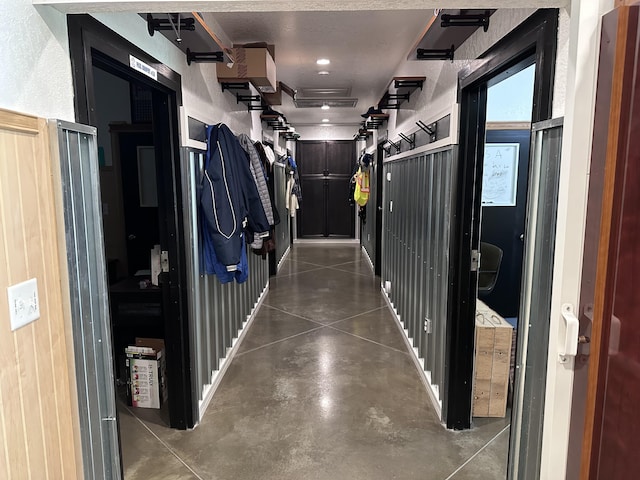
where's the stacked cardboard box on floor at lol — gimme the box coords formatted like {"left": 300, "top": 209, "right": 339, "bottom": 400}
{"left": 125, "top": 338, "right": 167, "bottom": 409}
{"left": 473, "top": 300, "right": 513, "bottom": 417}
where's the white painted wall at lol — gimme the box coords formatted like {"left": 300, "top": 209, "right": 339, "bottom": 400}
{"left": 0, "top": 4, "right": 257, "bottom": 138}
{"left": 0, "top": 0, "right": 75, "bottom": 120}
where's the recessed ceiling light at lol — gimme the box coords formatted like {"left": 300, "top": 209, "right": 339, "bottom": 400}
{"left": 321, "top": 104, "right": 330, "bottom": 110}
{"left": 322, "top": 118, "right": 330, "bottom": 122}
{"left": 318, "top": 70, "right": 330, "bottom": 75}
{"left": 316, "top": 58, "right": 331, "bottom": 65}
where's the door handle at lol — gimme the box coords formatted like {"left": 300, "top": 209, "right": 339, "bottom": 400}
{"left": 559, "top": 303, "right": 580, "bottom": 363}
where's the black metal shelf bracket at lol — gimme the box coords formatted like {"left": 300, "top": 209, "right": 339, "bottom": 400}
{"left": 398, "top": 132, "right": 416, "bottom": 150}
{"left": 394, "top": 79, "right": 424, "bottom": 91}
{"left": 416, "top": 120, "right": 438, "bottom": 142}
{"left": 379, "top": 93, "right": 411, "bottom": 109}
{"left": 441, "top": 11, "right": 491, "bottom": 32}
{"left": 147, "top": 14, "right": 195, "bottom": 41}
{"left": 236, "top": 94, "right": 261, "bottom": 104}
{"left": 417, "top": 45, "right": 455, "bottom": 62}
{"left": 221, "top": 82, "right": 250, "bottom": 92}
{"left": 186, "top": 49, "right": 224, "bottom": 65}
{"left": 386, "top": 139, "right": 401, "bottom": 154}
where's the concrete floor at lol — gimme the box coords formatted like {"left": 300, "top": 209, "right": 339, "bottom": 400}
{"left": 120, "top": 244, "right": 510, "bottom": 480}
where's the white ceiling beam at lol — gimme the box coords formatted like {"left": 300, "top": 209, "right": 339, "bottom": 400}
{"left": 34, "top": 0, "right": 570, "bottom": 15}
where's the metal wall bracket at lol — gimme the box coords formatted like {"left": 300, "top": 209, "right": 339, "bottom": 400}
{"left": 221, "top": 82, "right": 250, "bottom": 93}
{"left": 147, "top": 14, "right": 195, "bottom": 41}
{"left": 416, "top": 120, "right": 438, "bottom": 142}
{"left": 417, "top": 45, "right": 455, "bottom": 62}
{"left": 186, "top": 49, "right": 223, "bottom": 65}
{"left": 386, "top": 139, "right": 401, "bottom": 154}
{"left": 398, "top": 132, "right": 416, "bottom": 150}
{"left": 441, "top": 12, "right": 491, "bottom": 32}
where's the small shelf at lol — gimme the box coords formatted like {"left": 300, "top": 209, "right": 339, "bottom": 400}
{"left": 378, "top": 77, "right": 425, "bottom": 110}
{"left": 410, "top": 9, "right": 496, "bottom": 61}
{"left": 363, "top": 113, "right": 389, "bottom": 130}
{"left": 354, "top": 128, "right": 372, "bottom": 141}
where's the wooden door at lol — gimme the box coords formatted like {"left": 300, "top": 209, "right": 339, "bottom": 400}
{"left": 297, "top": 140, "right": 355, "bottom": 238}
{"left": 579, "top": 6, "right": 640, "bottom": 478}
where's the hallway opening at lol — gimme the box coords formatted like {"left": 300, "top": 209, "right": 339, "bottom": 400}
{"left": 121, "top": 244, "right": 510, "bottom": 480}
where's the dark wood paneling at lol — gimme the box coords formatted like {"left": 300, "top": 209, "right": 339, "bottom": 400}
{"left": 298, "top": 141, "right": 326, "bottom": 175}
{"left": 327, "top": 179, "right": 355, "bottom": 237}
{"left": 299, "top": 178, "right": 326, "bottom": 237}
{"left": 297, "top": 140, "right": 356, "bottom": 238}
{"left": 326, "top": 141, "right": 355, "bottom": 175}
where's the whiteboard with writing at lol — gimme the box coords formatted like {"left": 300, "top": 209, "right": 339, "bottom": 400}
{"left": 482, "top": 143, "right": 519, "bottom": 206}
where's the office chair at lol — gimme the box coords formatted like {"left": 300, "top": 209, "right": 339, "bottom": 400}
{"left": 478, "top": 242, "right": 503, "bottom": 296}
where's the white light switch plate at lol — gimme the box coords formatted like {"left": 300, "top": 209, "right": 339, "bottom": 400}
{"left": 7, "top": 278, "right": 40, "bottom": 331}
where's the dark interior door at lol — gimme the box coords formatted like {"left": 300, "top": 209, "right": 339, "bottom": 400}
{"left": 118, "top": 131, "right": 158, "bottom": 275}
{"left": 480, "top": 129, "right": 531, "bottom": 318}
{"left": 297, "top": 140, "right": 355, "bottom": 238}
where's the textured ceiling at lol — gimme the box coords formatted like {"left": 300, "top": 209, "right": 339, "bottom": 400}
{"left": 39, "top": 0, "right": 569, "bottom": 130}
{"left": 211, "top": 10, "right": 432, "bottom": 127}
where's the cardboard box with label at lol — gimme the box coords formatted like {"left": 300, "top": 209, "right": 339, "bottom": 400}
{"left": 125, "top": 338, "right": 167, "bottom": 409}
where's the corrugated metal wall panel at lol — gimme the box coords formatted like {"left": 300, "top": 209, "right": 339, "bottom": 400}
{"left": 182, "top": 149, "right": 270, "bottom": 417}
{"left": 381, "top": 147, "right": 455, "bottom": 416}
{"left": 361, "top": 152, "right": 378, "bottom": 268}
{"left": 53, "top": 120, "right": 120, "bottom": 479}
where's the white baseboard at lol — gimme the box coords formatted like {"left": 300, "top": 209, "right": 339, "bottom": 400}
{"left": 361, "top": 246, "right": 374, "bottom": 272}
{"left": 277, "top": 246, "right": 291, "bottom": 272}
{"left": 198, "top": 283, "right": 269, "bottom": 422}
{"left": 381, "top": 284, "right": 443, "bottom": 420}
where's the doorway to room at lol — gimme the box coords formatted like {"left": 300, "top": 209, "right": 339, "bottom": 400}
{"left": 449, "top": 9, "right": 561, "bottom": 480}
{"left": 67, "top": 13, "right": 194, "bottom": 478}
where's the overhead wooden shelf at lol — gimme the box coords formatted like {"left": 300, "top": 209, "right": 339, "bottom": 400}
{"left": 378, "top": 77, "right": 425, "bottom": 110}
{"left": 409, "top": 9, "right": 496, "bottom": 61}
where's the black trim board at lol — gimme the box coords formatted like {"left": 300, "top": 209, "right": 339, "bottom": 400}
{"left": 445, "top": 8, "right": 558, "bottom": 430}
{"left": 67, "top": 15, "right": 195, "bottom": 431}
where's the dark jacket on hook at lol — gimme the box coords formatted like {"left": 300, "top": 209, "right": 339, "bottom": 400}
{"left": 237, "top": 133, "right": 274, "bottom": 226}
{"left": 200, "top": 123, "right": 270, "bottom": 277}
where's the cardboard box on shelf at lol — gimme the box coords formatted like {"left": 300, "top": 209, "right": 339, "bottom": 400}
{"left": 125, "top": 338, "right": 167, "bottom": 409}
{"left": 216, "top": 47, "right": 277, "bottom": 93}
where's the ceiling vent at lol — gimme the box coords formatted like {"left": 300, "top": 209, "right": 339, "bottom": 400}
{"left": 294, "top": 98, "right": 359, "bottom": 108}
{"left": 299, "top": 87, "right": 352, "bottom": 97}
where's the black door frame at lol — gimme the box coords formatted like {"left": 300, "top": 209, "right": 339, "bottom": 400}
{"left": 445, "top": 9, "right": 558, "bottom": 430}
{"left": 375, "top": 142, "right": 386, "bottom": 276}
{"left": 68, "top": 15, "right": 195, "bottom": 431}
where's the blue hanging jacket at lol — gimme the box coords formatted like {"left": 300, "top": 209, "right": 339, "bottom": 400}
{"left": 200, "top": 124, "right": 269, "bottom": 281}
